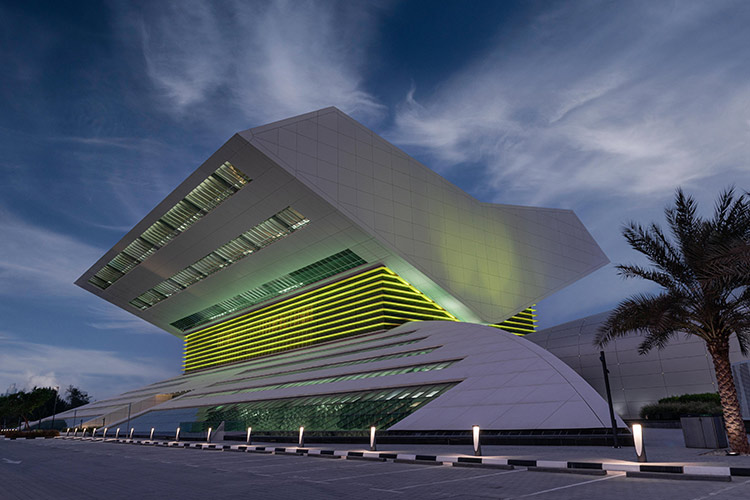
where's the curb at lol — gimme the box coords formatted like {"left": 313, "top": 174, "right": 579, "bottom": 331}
{"left": 52, "top": 436, "right": 750, "bottom": 479}
{"left": 1, "top": 436, "right": 56, "bottom": 440}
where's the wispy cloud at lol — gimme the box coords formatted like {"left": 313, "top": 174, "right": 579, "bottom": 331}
{"left": 388, "top": 2, "right": 750, "bottom": 206}
{"left": 384, "top": 2, "right": 750, "bottom": 326}
{"left": 122, "top": 0, "right": 385, "bottom": 124}
{"left": 0, "top": 333, "right": 175, "bottom": 400}
{"left": 85, "top": 303, "right": 163, "bottom": 335}
{"left": 0, "top": 208, "right": 103, "bottom": 297}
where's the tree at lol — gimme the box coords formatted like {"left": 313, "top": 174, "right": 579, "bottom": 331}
{"left": 595, "top": 188, "right": 750, "bottom": 454}
{"left": 65, "top": 385, "right": 90, "bottom": 409}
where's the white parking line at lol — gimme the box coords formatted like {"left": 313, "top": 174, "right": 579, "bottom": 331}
{"left": 688, "top": 478, "right": 750, "bottom": 500}
{"left": 395, "top": 468, "right": 524, "bottom": 490}
{"left": 312, "top": 465, "right": 434, "bottom": 483}
{"left": 511, "top": 472, "right": 623, "bottom": 498}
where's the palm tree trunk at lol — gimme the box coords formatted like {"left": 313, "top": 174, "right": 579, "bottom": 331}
{"left": 707, "top": 341, "right": 750, "bottom": 454}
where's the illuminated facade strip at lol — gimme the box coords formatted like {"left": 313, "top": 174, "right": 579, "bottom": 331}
{"left": 183, "top": 266, "right": 458, "bottom": 372}
{"left": 185, "top": 266, "right": 437, "bottom": 347}
{"left": 492, "top": 307, "right": 538, "bottom": 336}
{"left": 88, "top": 162, "right": 250, "bottom": 290}
{"left": 130, "top": 207, "right": 310, "bottom": 310}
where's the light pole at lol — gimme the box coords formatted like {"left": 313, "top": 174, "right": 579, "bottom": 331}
{"left": 599, "top": 351, "right": 621, "bottom": 448}
{"left": 50, "top": 386, "right": 59, "bottom": 430}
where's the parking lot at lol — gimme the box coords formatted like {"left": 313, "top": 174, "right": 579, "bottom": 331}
{"left": 2, "top": 439, "right": 750, "bottom": 499}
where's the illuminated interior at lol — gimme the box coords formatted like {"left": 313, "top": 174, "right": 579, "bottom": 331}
{"left": 89, "top": 162, "right": 250, "bottom": 290}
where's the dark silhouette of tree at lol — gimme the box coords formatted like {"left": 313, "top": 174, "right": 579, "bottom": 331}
{"left": 0, "top": 385, "right": 91, "bottom": 430}
{"left": 65, "top": 385, "right": 90, "bottom": 409}
{"left": 596, "top": 188, "right": 750, "bottom": 454}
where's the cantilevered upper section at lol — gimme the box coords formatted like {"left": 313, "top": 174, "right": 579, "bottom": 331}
{"left": 76, "top": 107, "right": 608, "bottom": 337}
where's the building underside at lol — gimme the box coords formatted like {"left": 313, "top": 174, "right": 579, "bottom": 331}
{"left": 54, "top": 107, "right": 617, "bottom": 437}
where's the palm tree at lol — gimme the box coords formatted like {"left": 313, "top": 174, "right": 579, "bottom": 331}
{"left": 595, "top": 187, "right": 750, "bottom": 454}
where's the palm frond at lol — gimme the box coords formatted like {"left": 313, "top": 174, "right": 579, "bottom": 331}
{"left": 595, "top": 292, "right": 684, "bottom": 351}
{"left": 615, "top": 264, "right": 681, "bottom": 291}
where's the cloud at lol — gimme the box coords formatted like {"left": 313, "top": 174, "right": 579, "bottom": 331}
{"left": 0, "top": 333, "right": 175, "bottom": 400}
{"left": 85, "top": 303, "right": 164, "bottom": 334}
{"left": 0, "top": 209, "right": 103, "bottom": 297}
{"left": 123, "top": 0, "right": 385, "bottom": 124}
{"left": 388, "top": 2, "right": 750, "bottom": 206}
{"left": 385, "top": 2, "right": 750, "bottom": 326}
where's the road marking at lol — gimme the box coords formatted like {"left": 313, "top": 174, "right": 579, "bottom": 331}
{"left": 2, "top": 458, "right": 22, "bottom": 464}
{"left": 314, "top": 465, "right": 438, "bottom": 483}
{"left": 395, "top": 468, "right": 524, "bottom": 490}
{"left": 688, "top": 478, "right": 750, "bottom": 500}
{"left": 369, "top": 488, "right": 404, "bottom": 494}
{"left": 510, "top": 472, "right": 623, "bottom": 498}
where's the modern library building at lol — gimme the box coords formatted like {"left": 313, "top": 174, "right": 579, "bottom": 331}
{"left": 54, "top": 108, "right": 625, "bottom": 439}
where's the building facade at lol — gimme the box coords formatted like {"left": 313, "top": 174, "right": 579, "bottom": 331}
{"left": 56, "top": 108, "right": 619, "bottom": 436}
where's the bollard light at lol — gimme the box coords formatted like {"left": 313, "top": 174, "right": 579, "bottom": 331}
{"left": 370, "top": 426, "right": 377, "bottom": 451}
{"left": 93, "top": 427, "right": 98, "bottom": 438}
{"left": 129, "top": 428, "right": 134, "bottom": 440}
{"left": 66, "top": 428, "right": 70, "bottom": 437}
{"left": 115, "top": 428, "right": 120, "bottom": 439}
{"left": 150, "top": 427, "right": 155, "bottom": 441}
{"left": 207, "top": 427, "right": 212, "bottom": 443}
{"left": 103, "top": 428, "right": 108, "bottom": 439}
{"left": 73, "top": 428, "right": 78, "bottom": 437}
{"left": 298, "top": 426, "right": 305, "bottom": 447}
{"left": 472, "top": 425, "right": 482, "bottom": 456}
{"left": 246, "top": 427, "right": 252, "bottom": 445}
{"left": 175, "top": 427, "right": 180, "bottom": 442}
{"left": 632, "top": 424, "right": 647, "bottom": 462}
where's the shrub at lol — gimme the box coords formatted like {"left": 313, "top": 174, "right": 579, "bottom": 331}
{"left": 658, "top": 393, "right": 721, "bottom": 405}
{"left": 2, "top": 429, "right": 59, "bottom": 438}
{"left": 640, "top": 401, "right": 723, "bottom": 420}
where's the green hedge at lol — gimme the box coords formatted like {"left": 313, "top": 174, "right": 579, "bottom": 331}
{"left": 640, "top": 393, "right": 723, "bottom": 420}
{"left": 658, "top": 393, "right": 721, "bottom": 405}
{"left": 1, "top": 429, "right": 60, "bottom": 438}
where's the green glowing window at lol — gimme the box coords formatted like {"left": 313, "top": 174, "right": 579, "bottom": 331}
{"left": 210, "top": 344, "right": 436, "bottom": 388}
{"left": 130, "top": 207, "right": 310, "bottom": 310}
{"left": 173, "top": 383, "right": 457, "bottom": 432}
{"left": 171, "top": 249, "right": 367, "bottom": 332}
{"left": 88, "top": 162, "right": 250, "bottom": 290}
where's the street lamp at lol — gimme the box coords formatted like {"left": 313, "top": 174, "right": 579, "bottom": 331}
{"left": 632, "top": 424, "right": 647, "bottom": 462}
{"left": 50, "top": 386, "right": 59, "bottom": 430}
{"left": 472, "top": 425, "right": 482, "bottom": 456}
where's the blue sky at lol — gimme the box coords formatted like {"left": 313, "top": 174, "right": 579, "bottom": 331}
{"left": 1, "top": 0, "right": 749, "bottom": 400}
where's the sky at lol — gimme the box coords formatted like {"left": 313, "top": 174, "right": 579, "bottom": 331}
{"left": 1, "top": 0, "right": 749, "bottom": 401}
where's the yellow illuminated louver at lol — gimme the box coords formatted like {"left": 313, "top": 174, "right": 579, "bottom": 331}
{"left": 88, "top": 162, "right": 250, "bottom": 290}
{"left": 183, "top": 266, "right": 458, "bottom": 372}
{"left": 490, "top": 306, "right": 537, "bottom": 336}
